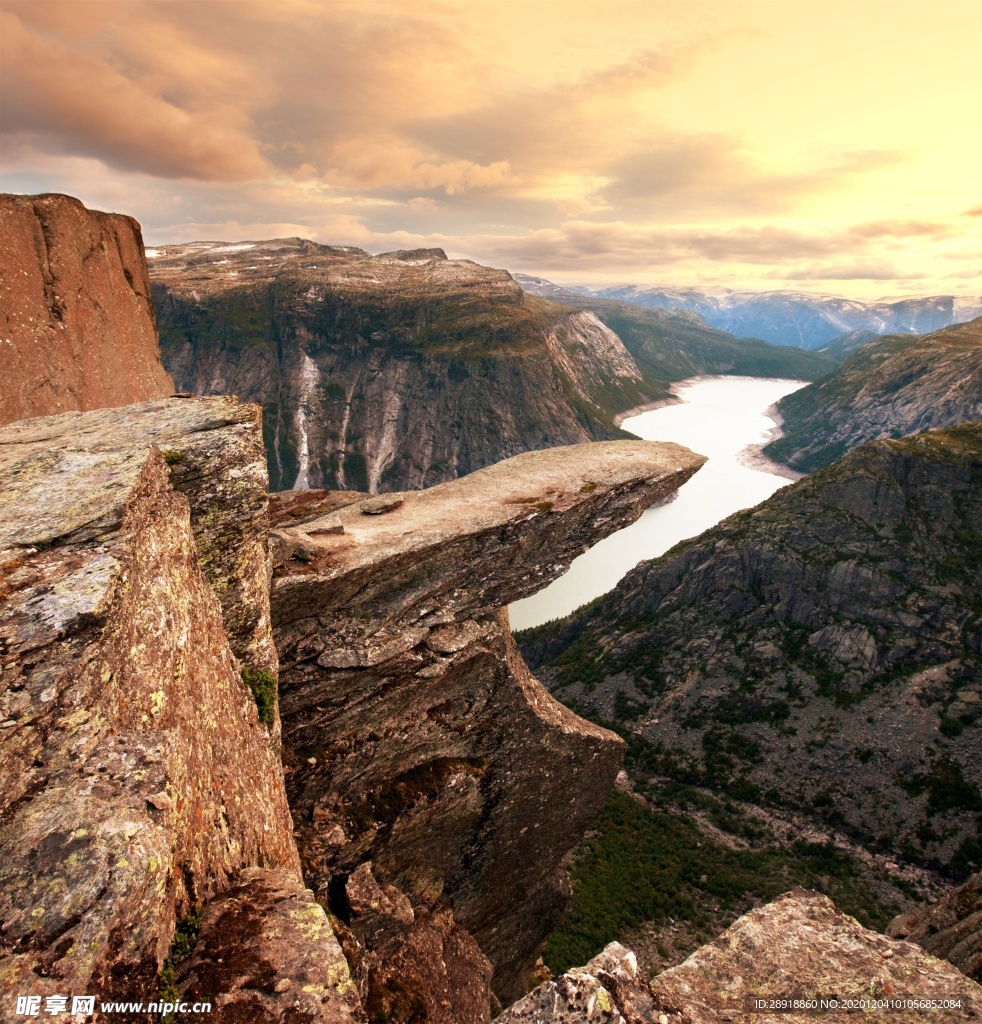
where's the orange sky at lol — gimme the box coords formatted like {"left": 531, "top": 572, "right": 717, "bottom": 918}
{"left": 2, "top": 0, "right": 980, "bottom": 297}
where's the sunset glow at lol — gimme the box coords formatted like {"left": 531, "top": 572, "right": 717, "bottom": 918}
{"left": 2, "top": 0, "right": 980, "bottom": 296}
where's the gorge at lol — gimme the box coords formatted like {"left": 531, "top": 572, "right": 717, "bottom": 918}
{"left": 1, "top": 193, "right": 980, "bottom": 1023}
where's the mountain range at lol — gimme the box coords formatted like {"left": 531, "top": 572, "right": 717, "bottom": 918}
{"left": 150, "top": 240, "right": 832, "bottom": 492}
{"left": 516, "top": 274, "right": 982, "bottom": 351}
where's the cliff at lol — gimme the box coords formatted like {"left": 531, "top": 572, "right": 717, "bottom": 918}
{"left": 0, "top": 194, "right": 173, "bottom": 425}
{"left": 270, "top": 439, "right": 706, "bottom": 1016}
{"left": 764, "top": 318, "right": 982, "bottom": 471}
{"left": 149, "top": 239, "right": 664, "bottom": 493}
{"left": 888, "top": 872, "right": 981, "bottom": 980}
{"left": 520, "top": 424, "right": 982, "bottom": 879}
{"left": 496, "top": 890, "right": 982, "bottom": 1022}
{"left": 0, "top": 397, "right": 364, "bottom": 1019}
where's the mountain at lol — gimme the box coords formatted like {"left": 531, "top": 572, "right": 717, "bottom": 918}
{"left": 568, "top": 281, "right": 982, "bottom": 350}
{"left": 815, "top": 327, "right": 888, "bottom": 361}
{"left": 514, "top": 274, "right": 838, "bottom": 381}
{"left": 152, "top": 245, "right": 836, "bottom": 494}
{"left": 0, "top": 193, "right": 173, "bottom": 425}
{"left": 763, "top": 318, "right": 982, "bottom": 472}
{"left": 151, "top": 240, "right": 667, "bottom": 493}
{"left": 519, "top": 424, "right": 982, "bottom": 882}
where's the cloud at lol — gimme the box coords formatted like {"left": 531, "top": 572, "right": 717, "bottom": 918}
{"left": 0, "top": 9, "right": 269, "bottom": 180}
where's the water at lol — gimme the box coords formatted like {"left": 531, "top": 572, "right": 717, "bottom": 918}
{"left": 509, "top": 376, "right": 806, "bottom": 631}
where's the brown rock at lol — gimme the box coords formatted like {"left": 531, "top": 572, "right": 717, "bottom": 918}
{"left": 888, "top": 873, "right": 982, "bottom": 981}
{"left": 0, "top": 399, "right": 297, "bottom": 1014}
{"left": 174, "top": 868, "right": 363, "bottom": 1023}
{"left": 341, "top": 863, "right": 494, "bottom": 1024}
{"left": 272, "top": 440, "right": 705, "bottom": 1009}
{"left": 494, "top": 942, "right": 656, "bottom": 1023}
{"left": 498, "top": 891, "right": 982, "bottom": 1023}
{"left": 0, "top": 395, "right": 276, "bottom": 674}
{"left": 647, "top": 889, "right": 982, "bottom": 1023}
{"left": 0, "top": 193, "right": 173, "bottom": 426}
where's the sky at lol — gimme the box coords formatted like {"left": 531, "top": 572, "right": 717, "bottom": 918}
{"left": 2, "top": 0, "right": 980, "bottom": 298}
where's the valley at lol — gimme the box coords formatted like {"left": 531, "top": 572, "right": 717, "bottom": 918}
{"left": 510, "top": 375, "right": 806, "bottom": 629}
{"left": 150, "top": 240, "right": 833, "bottom": 492}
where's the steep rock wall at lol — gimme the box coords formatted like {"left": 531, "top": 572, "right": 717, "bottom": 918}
{"left": 0, "top": 193, "right": 173, "bottom": 426}
{"left": 270, "top": 440, "right": 706, "bottom": 1014}
{"left": 150, "top": 239, "right": 661, "bottom": 492}
{"left": 0, "top": 399, "right": 321, "bottom": 1016}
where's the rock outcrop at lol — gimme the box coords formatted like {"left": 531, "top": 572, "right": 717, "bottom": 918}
{"left": 0, "top": 193, "right": 173, "bottom": 426}
{"left": 0, "top": 398, "right": 308, "bottom": 1016}
{"left": 888, "top": 872, "right": 982, "bottom": 981}
{"left": 149, "top": 238, "right": 665, "bottom": 492}
{"left": 764, "top": 317, "right": 982, "bottom": 471}
{"left": 270, "top": 439, "right": 706, "bottom": 1013}
{"left": 497, "top": 891, "right": 982, "bottom": 1023}
{"left": 521, "top": 425, "right": 982, "bottom": 876}
{"left": 174, "top": 868, "right": 362, "bottom": 1022}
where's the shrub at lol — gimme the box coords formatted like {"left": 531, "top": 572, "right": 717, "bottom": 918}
{"left": 241, "top": 666, "right": 277, "bottom": 726}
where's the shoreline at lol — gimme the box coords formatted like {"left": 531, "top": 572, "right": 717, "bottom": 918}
{"left": 737, "top": 400, "right": 804, "bottom": 481}
{"left": 619, "top": 375, "right": 806, "bottom": 482}
{"left": 613, "top": 394, "right": 681, "bottom": 427}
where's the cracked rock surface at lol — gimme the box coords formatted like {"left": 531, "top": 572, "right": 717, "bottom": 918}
{"left": 0, "top": 398, "right": 297, "bottom": 1015}
{"left": 496, "top": 890, "right": 982, "bottom": 1023}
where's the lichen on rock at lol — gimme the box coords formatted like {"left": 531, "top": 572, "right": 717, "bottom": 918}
{"left": 0, "top": 398, "right": 297, "bottom": 1015}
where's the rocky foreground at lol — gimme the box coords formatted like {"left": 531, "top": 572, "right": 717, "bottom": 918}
{"left": 0, "top": 392, "right": 708, "bottom": 1021}
{"left": 499, "top": 890, "right": 980, "bottom": 1023}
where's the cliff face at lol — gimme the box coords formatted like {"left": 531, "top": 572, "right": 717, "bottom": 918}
{"left": 496, "top": 891, "right": 982, "bottom": 1022}
{"left": 888, "top": 872, "right": 982, "bottom": 980}
{"left": 0, "top": 194, "right": 173, "bottom": 426}
{"left": 764, "top": 318, "right": 982, "bottom": 472}
{"left": 150, "top": 239, "right": 662, "bottom": 493}
{"left": 0, "top": 398, "right": 320, "bottom": 1015}
{"left": 520, "top": 425, "right": 982, "bottom": 878}
{"left": 269, "top": 440, "right": 706, "bottom": 1015}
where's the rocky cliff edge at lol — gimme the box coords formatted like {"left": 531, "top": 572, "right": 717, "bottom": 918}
{"left": 497, "top": 890, "right": 982, "bottom": 1023}
{"left": 0, "top": 397, "right": 359, "bottom": 1021}
{"left": 271, "top": 440, "right": 706, "bottom": 1016}
{"left": 0, "top": 194, "right": 174, "bottom": 426}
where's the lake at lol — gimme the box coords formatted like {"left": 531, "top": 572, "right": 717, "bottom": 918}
{"left": 508, "top": 376, "right": 807, "bottom": 631}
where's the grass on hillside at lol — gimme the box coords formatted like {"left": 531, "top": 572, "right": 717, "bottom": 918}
{"left": 543, "top": 788, "right": 908, "bottom": 977}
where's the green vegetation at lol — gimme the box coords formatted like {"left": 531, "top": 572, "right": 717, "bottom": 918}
{"left": 543, "top": 789, "right": 904, "bottom": 975}
{"left": 899, "top": 755, "right": 982, "bottom": 816}
{"left": 241, "top": 666, "right": 277, "bottom": 727}
{"left": 158, "top": 904, "right": 204, "bottom": 1020}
